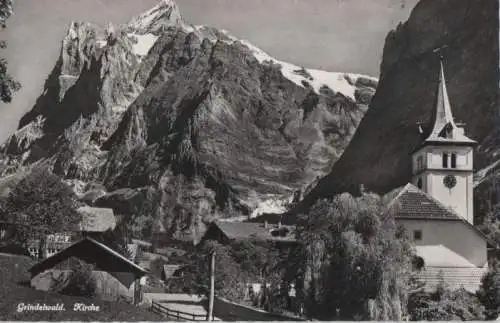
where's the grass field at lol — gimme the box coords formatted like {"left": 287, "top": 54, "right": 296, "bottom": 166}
{"left": 0, "top": 253, "right": 163, "bottom": 321}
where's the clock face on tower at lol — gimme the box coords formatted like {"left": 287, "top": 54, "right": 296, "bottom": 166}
{"left": 443, "top": 174, "right": 457, "bottom": 189}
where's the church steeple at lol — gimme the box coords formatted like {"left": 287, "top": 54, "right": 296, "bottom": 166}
{"left": 424, "top": 58, "right": 476, "bottom": 145}
{"left": 411, "top": 57, "right": 476, "bottom": 224}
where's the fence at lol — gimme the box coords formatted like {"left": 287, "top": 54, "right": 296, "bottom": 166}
{"left": 151, "top": 300, "right": 207, "bottom": 321}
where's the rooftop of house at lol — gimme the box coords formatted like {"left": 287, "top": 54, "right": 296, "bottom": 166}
{"left": 210, "top": 220, "right": 297, "bottom": 243}
{"left": 162, "top": 264, "right": 185, "bottom": 279}
{"left": 29, "top": 237, "right": 148, "bottom": 279}
{"left": 77, "top": 206, "right": 116, "bottom": 232}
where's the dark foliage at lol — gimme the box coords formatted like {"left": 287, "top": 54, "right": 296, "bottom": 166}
{"left": 57, "top": 257, "right": 97, "bottom": 298}
{"left": 150, "top": 256, "right": 168, "bottom": 278}
{"left": 175, "top": 238, "right": 291, "bottom": 313}
{"left": 408, "top": 288, "right": 485, "bottom": 321}
{"left": 0, "top": 0, "right": 20, "bottom": 103}
{"left": 477, "top": 261, "right": 500, "bottom": 320}
{"left": 0, "top": 166, "right": 81, "bottom": 245}
{"left": 293, "top": 193, "right": 414, "bottom": 320}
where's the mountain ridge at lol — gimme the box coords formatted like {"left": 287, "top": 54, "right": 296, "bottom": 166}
{"left": 0, "top": 0, "right": 378, "bottom": 241}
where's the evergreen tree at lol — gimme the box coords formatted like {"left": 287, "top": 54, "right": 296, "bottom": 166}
{"left": 0, "top": 0, "right": 20, "bottom": 103}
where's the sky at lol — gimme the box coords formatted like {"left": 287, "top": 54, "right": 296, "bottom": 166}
{"left": 0, "top": 0, "right": 418, "bottom": 143}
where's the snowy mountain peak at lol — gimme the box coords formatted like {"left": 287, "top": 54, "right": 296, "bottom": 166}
{"left": 218, "top": 30, "right": 378, "bottom": 100}
{"left": 127, "top": 0, "right": 183, "bottom": 35}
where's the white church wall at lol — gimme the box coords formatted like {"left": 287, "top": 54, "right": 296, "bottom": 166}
{"left": 398, "top": 219, "right": 487, "bottom": 267}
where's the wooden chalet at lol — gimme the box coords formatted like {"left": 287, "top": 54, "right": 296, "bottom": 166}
{"left": 29, "top": 237, "right": 148, "bottom": 304}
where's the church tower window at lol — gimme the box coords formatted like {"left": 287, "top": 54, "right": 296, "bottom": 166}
{"left": 442, "top": 153, "right": 448, "bottom": 168}
{"left": 417, "top": 178, "right": 423, "bottom": 189}
{"left": 451, "top": 153, "right": 457, "bottom": 168}
{"left": 417, "top": 156, "right": 423, "bottom": 171}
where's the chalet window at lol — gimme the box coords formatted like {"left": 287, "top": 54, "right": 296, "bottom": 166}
{"left": 442, "top": 153, "right": 448, "bottom": 168}
{"left": 413, "top": 230, "right": 422, "bottom": 241}
{"left": 451, "top": 153, "right": 457, "bottom": 168}
{"left": 417, "top": 178, "right": 423, "bottom": 189}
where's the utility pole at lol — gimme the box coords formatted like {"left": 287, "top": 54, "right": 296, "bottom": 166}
{"left": 207, "top": 251, "right": 215, "bottom": 321}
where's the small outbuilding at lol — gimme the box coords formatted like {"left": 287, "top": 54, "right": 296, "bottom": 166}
{"left": 29, "top": 237, "right": 148, "bottom": 304}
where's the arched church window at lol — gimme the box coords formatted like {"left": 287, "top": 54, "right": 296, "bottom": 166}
{"left": 417, "top": 178, "right": 423, "bottom": 189}
{"left": 451, "top": 153, "right": 457, "bottom": 168}
{"left": 442, "top": 153, "right": 448, "bottom": 168}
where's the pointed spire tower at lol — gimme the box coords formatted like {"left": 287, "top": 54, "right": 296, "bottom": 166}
{"left": 411, "top": 57, "right": 476, "bottom": 224}
{"left": 424, "top": 58, "right": 476, "bottom": 145}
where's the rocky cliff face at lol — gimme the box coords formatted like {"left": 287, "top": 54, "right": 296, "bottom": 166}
{"left": 292, "top": 0, "right": 499, "bottom": 217}
{"left": 0, "top": 0, "right": 377, "bottom": 240}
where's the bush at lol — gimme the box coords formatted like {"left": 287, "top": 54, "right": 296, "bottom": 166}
{"left": 408, "top": 288, "right": 485, "bottom": 321}
{"left": 150, "top": 256, "right": 168, "bottom": 279}
{"left": 477, "top": 261, "right": 500, "bottom": 319}
{"left": 58, "top": 258, "right": 97, "bottom": 298}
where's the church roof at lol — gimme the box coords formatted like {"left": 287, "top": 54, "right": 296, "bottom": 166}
{"left": 389, "top": 183, "right": 461, "bottom": 221}
{"left": 424, "top": 59, "right": 476, "bottom": 145}
{"left": 388, "top": 184, "right": 496, "bottom": 246}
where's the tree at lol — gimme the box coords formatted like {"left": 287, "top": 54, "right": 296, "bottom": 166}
{"left": 477, "top": 260, "right": 500, "bottom": 319}
{"left": 294, "top": 193, "right": 414, "bottom": 320}
{"left": 187, "top": 240, "right": 248, "bottom": 300}
{"left": 0, "top": 0, "right": 20, "bottom": 103}
{"left": 0, "top": 166, "right": 81, "bottom": 244}
{"left": 56, "top": 257, "right": 97, "bottom": 298}
{"left": 150, "top": 256, "right": 168, "bottom": 279}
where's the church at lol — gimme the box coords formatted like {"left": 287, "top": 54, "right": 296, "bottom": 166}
{"left": 388, "top": 59, "right": 493, "bottom": 293}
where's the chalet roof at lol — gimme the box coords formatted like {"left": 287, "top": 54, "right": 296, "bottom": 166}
{"left": 212, "top": 221, "right": 297, "bottom": 243}
{"left": 28, "top": 237, "right": 148, "bottom": 278}
{"left": 77, "top": 206, "right": 116, "bottom": 232}
{"left": 162, "top": 264, "right": 185, "bottom": 279}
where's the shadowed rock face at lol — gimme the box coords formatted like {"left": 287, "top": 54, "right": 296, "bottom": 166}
{"left": 0, "top": 0, "right": 377, "bottom": 240}
{"left": 292, "top": 0, "right": 499, "bottom": 216}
